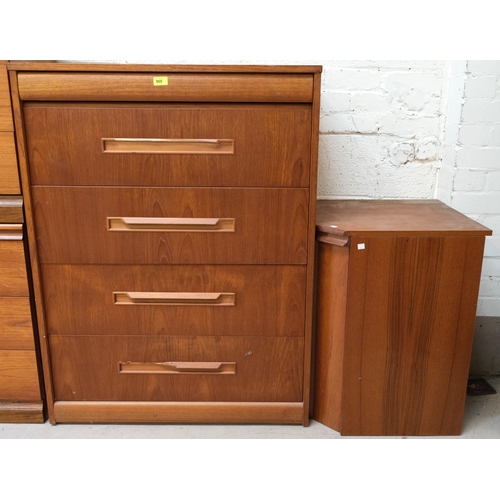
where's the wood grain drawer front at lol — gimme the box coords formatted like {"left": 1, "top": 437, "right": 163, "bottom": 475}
{"left": 32, "top": 187, "right": 309, "bottom": 265}
{"left": 0, "top": 62, "right": 13, "bottom": 130}
{"left": 24, "top": 104, "right": 311, "bottom": 187}
{"left": 0, "top": 241, "right": 29, "bottom": 296}
{"left": 0, "top": 65, "right": 10, "bottom": 107}
{"left": 18, "top": 72, "right": 314, "bottom": 102}
{"left": 0, "top": 107, "right": 13, "bottom": 131}
{"left": 50, "top": 336, "right": 304, "bottom": 402}
{"left": 41, "top": 264, "right": 306, "bottom": 337}
{"left": 0, "top": 298, "right": 34, "bottom": 349}
{"left": 0, "top": 350, "right": 41, "bottom": 400}
{"left": 0, "top": 132, "right": 20, "bottom": 194}
{"left": 0, "top": 238, "right": 25, "bottom": 261}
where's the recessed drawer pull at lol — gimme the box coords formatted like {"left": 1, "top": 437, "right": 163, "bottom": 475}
{"left": 119, "top": 361, "right": 237, "bottom": 375}
{"left": 107, "top": 217, "right": 235, "bottom": 232}
{"left": 113, "top": 291, "right": 236, "bottom": 306}
{"left": 102, "top": 138, "right": 235, "bottom": 155}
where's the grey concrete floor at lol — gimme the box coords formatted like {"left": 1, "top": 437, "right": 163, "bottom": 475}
{"left": 1, "top": 375, "right": 499, "bottom": 438}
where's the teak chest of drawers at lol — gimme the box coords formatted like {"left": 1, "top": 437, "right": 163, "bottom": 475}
{"left": 8, "top": 63, "right": 322, "bottom": 424}
{"left": 313, "top": 200, "right": 492, "bottom": 436}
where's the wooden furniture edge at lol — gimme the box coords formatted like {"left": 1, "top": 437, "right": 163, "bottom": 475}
{"left": 9, "top": 69, "right": 55, "bottom": 423}
{"left": 0, "top": 401, "right": 44, "bottom": 423}
{"left": 316, "top": 200, "right": 493, "bottom": 237}
{"left": 317, "top": 229, "right": 492, "bottom": 238}
{"left": 312, "top": 242, "right": 349, "bottom": 431}
{"left": 302, "top": 72, "right": 321, "bottom": 426}
{"left": 7, "top": 62, "right": 323, "bottom": 73}
{"left": 53, "top": 401, "right": 304, "bottom": 424}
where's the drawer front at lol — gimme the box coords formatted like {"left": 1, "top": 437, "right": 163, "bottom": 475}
{"left": 0, "top": 107, "right": 13, "bottom": 131}
{"left": 18, "top": 72, "right": 314, "bottom": 102}
{"left": 32, "top": 187, "right": 309, "bottom": 265}
{"left": 0, "top": 350, "right": 41, "bottom": 400}
{"left": 41, "top": 264, "right": 306, "bottom": 337}
{"left": 50, "top": 335, "right": 304, "bottom": 402}
{"left": 0, "top": 298, "right": 34, "bottom": 349}
{"left": 0, "top": 63, "right": 13, "bottom": 130}
{"left": 0, "top": 238, "right": 25, "bottom": 262}
{"left": 0, "top": 234, "right": 29, "bottom": 297}
{"left": 24, "top": 104, "right": 311, "bottom": 187}
{"left": 0, "top": 64, "right": 10, "bottom": 107}
{"left": 0, "top": 268, "right": 26, "bottom": 296}
{"left": 0, "top": 132, "right": 20, "bottom": 194}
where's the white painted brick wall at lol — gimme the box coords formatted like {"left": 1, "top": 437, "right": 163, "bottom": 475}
{"left": 318, "top": 60, "right": 447, "bottom": 200}
{"left": 437, "top": 60, "right": 500, "bottom": 316}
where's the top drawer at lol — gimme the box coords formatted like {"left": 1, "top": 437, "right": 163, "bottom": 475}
{"left": 24, "top": 104, "right": 312, "bottom": 187}
{"left": 17, "top": 72, "right": 314, "bottom": 102}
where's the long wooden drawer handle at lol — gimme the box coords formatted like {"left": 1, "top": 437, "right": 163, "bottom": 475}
{"left": 102, "top": 138, "right": 235, "bottom": 154}
{"left": 119, "top": 361, "right": 237, "bottom": 375}
{"left": 107, "top": 217, "right": 235, "bottom": 232}
{"left": 113, "top": 291, "right": 236, "bottom": 306}
{"left": 0, "top": 224, "right": 23, "bottom": 241}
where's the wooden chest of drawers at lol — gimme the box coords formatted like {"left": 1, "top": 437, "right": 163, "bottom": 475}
{"left": 9, "top": 63, "right": 321, "bottom": 424}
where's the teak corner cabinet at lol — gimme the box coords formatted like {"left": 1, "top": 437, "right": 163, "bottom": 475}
{"left": 313, "top": 200, "right": 492, "bottom": 436}
{"left": 8, "top": 63, "right": 322, "bottom": 424}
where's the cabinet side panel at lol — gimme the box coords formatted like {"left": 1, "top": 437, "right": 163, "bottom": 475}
{"left": 313, "top": 242, "right": 348, "bottom": 431}
{"left": 9, "top": 70, "right": 55, "bottom": 422}
{"left": 303, "top": 72, "right": 321, "bottom": 425}
{"left": 438, "top": 236, "right": 486, "bottom": 435}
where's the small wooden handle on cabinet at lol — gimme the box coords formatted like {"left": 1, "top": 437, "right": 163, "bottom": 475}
{"left": 316, "top": 232, "right": 349, "bottom": 247}
{"left": 102, "top": 137, "right": 235, "bottom": 155}
{"left": 107, "top": 217, "right": 235, "bottom": 232}
{"left": 0, "top": 224, "right": 23, "bottom": 241}
{"left": 119, "top": 361, "right": 237, "bottom": 375}
{"left": 113, "top": 291, "right": 236, "bottom": 306}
